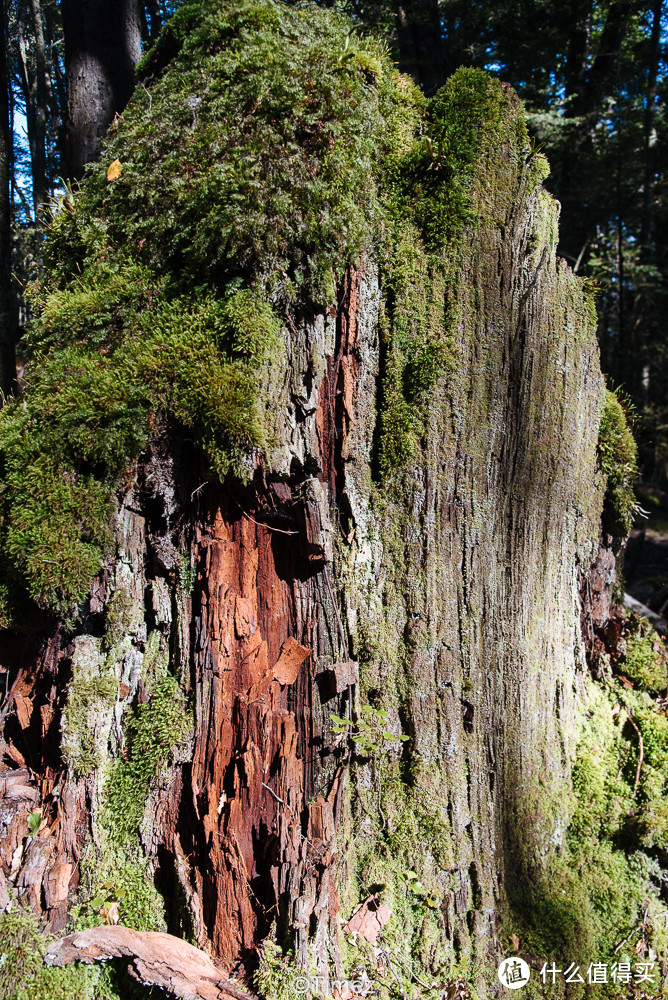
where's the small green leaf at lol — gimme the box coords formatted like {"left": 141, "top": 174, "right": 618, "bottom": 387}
{"left": 27, "top": 811, "right": 41, "bottom": 836}
{"left": 382, "top": 731, "right": 395, "bottom": 740}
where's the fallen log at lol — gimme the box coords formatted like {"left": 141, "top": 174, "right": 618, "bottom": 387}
{"left": 624, "top": 592, "right": 668, "bottom": 636}
{"left": 44, "top": 925, "right": 256, "bottom": 1000}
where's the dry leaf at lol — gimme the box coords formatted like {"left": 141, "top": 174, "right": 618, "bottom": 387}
{"left": 106, "top": 159, "right": 122, "bottom": 181}
{"left": 509, "top": 932, "right": 520, "bottom": 951}
{"left": 101, "top": 901, "right": 120, "bottom": 925}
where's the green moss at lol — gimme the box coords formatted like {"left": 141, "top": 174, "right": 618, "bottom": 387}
{"left": 62, "top": 671, "right": 116, "bottom": 776}
{"left": 73, "top": 847, "right": 167, "bottom": 934}
{"left": 0, "top": 0, "right": 537, "bottom": 616}
{"left": 254, "top": 940, "right": 302, "bottom": 1000}
{"left": 61, "top": 637, "right": 117, "bottom": 777}
{"left": 510, "top": 678, "right": 668, "bottom": 976}
{"left": 103, "top": 587, "right": 139, "bottom": 654}
{"left": 375, "top": 69, "right": 528, "bottom": 479}
{"left": 76, "top": 2, "right": 391, "bottom": 301}
{"left": 103, "top": 674, "right": 191, "bottom": 846}
{"left": 597, "top": 388, "right": 638, "bottom": 537}
{"left": 0, "top": 906, "right": 98, "bottom": 1000}
{"left": 619, "top": 616, "right": 667, "bottom": 693}
{"left": 336, "top": 748, "right": 460, "bottom": 997}
{"left": 0, "top": 0, "right": 412, "bottom": 618}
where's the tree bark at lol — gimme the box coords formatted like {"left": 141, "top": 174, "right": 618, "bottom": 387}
{"left": 0, "top": 0, "right": 16, "bottom": 396}
{"left": 28, "top": 0, "right": 48, "bottom": 213}
{"left": 0, "top": 87, "right": 610, "bottom": 995}
{"left": 395, "top": 1, "right": 445, "bottom": 95}
{"left": 61, "top": 0, "right": 142, "bottom": 179}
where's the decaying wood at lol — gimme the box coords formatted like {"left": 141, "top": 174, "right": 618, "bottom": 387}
{"left": 343, "top": 895, "right": 391, "bottom": 945}
{"left": 45, "top": 926, "right": 256, "bottom": 1000}
{"left": 0, "top": 88, "right": 616, "bottom": 996}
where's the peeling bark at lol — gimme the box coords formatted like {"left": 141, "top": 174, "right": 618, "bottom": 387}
{"left": 45, "top": 926, "right": 254, "bottom": 1000}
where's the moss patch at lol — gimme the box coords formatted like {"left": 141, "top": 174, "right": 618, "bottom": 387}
{"left": 0, "top": 0, "right": 540, "bottom": 621}
{"left": 508, "top": 666, "right": 668, "bottom": 989}
{"left": 0, "top": 906, "right": 98, "bottom": 1000}
{"left": 597, "top": 388, "right": 638, "bottom": 537}
{"left": 102, "top": 673, "right": 191, "bottom": 846}
{"left": 61, "top": 636, "right": 117, "bottom": 777}
{"left": 619, "top": 616, "right": 667, "bottom": 693}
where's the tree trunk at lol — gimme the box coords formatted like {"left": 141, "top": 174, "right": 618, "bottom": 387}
{"left": 61, "top": 0, "right": 142, "bottom": 179}
{"left": 556, "top": 0, "right": 636, "bottom": 267}
{"left": 0, "top": 87, "right": 611, "bottom": 998}
{"left": 639, "top": 0, "right": 662, "bottom": 251}
{"left": 0, "top": 0, "right": 15, "bottom": 395}
{"left": 28, "top": 0, "right": 48, "bottom": 213}
{"left": 395, "top": 1, "right": 446, "bottom": 95}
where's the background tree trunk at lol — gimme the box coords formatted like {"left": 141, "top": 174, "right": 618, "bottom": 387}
{"left": 61, "top": 0, "right": 142, "bottom": 179}
{"left": 395, "top": 0, "right": 446, "bottom": 95}
{"left": 0, "top": 0, "right": 16, "bottom": 395}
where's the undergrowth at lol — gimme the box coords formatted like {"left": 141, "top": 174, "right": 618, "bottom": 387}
{"left": 509, "top": 614, "right": 668, "bottom": 996}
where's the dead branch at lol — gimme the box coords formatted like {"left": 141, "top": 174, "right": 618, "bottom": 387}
{"left": 44, "top": 926, "right": 256, "bottom": 1000}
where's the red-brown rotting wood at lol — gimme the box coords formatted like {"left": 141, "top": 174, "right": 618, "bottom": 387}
{"left": 316, "top": 264, "right": 363, "bottom": 502}
{"left": 153, "top": 490, "right": 345, "bottom": 971}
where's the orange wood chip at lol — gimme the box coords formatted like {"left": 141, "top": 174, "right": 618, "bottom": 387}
{"left": 14, "top": 692, "right": 33, "bottom": 731}
{"left": 343, "top": 895, "right": 391, "bottom": 944}
{"left": 273, "top": 637, "right": 311, "bottom": 685}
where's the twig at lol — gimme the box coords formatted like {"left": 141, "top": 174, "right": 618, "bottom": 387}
{"left": 625, "top": 711, "right": 644, "bottom": 799}
{"left": 382, "top": 944, "right": 432, "bottom": 990}
{"left": 641, "top": 905, "right": 649, "bottom": 951}
{"left": 233, "top": 497, "right": 299, "bottom": 536}
{"left": 261, "top": 782, "right": 285, "bottom": 807}
{"left": 140, "top": 79, "right": 153, "bottom": 112}
{"left": 262, "top": 782, "right": 318, "bottom": 851}
{"left": 614, "top": 925, "right": 638, "bottom": 955}
{"left": 0, "top": 669, "right": 25, "bottom": 727}
{"left": 323, "top": 564, "right": 348, "bottom": 661}
{"left": 380, "top": 947, "right": 409, "bottom": 1000}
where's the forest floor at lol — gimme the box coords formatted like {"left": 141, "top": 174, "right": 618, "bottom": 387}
{"left": 626, "top": 484, "right": 668, "bottom": 627}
